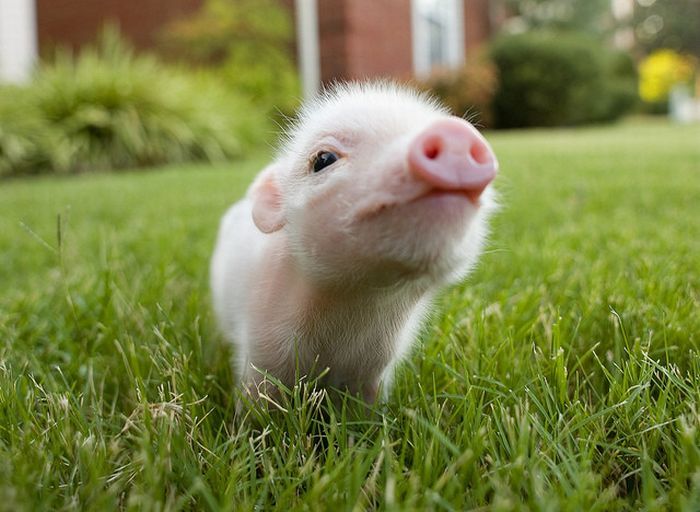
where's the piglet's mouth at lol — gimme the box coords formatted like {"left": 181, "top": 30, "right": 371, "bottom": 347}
{"left": 409, "top": 188, "right": 482, "bottom": 206}
{"left": 355, "top": 187, "right": 479, "bottom": 222}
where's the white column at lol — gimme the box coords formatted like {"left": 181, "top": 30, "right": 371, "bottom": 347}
{"left": 295, "top": 0, "right": 320, "bottom": 101}
{"left": 0, "top": 0, "right": 38, "bottom": 83}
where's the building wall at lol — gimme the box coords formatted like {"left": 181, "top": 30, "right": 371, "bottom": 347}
{"left": 35, "top": 0, "right": 202, "bottom": 52}
{"left": 317, "top": 0, "right": 350, "bottom": 82}
{"left": 317, "top": 0, "right": 413, "bottom": 83}
{"left": 464, "top": 0, "right": 493, "bottom": 55}
{"left": 343, "top": 0, "right": 413, "bottom": 80}
{"left": 315, "top": 0, "right": 493, "bottom": 85}
{"left": 30, "top": 0, "right": 497, "bottom": 90}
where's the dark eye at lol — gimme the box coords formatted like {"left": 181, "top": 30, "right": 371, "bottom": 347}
{"left": 311, "top": 151, "right": 339, "bottom": 173}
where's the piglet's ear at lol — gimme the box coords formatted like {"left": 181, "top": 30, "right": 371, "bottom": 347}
{"left": 249, "top": 164, "right": 286, "bottom": 234}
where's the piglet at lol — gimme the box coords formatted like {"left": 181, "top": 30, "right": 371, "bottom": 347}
{"left": 210, "top": 82, "right": 498, "bottom": 403}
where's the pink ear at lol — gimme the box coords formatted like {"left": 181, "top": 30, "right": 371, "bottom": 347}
{"left": 250, "top": 167, "right": 286, "bottom": 234}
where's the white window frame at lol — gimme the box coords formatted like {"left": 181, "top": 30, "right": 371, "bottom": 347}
{"left": 411, "top": 0, "right": 465, "bottom": 78}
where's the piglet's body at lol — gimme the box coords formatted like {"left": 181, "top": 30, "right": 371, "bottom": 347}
{"left": 211, "top": 83, "right": 498, "bottom": 402}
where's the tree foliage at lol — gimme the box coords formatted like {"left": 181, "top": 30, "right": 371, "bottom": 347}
{"left": 504, "top": 0, "right": 613, "bottom": 35}
{"left": 632, "top": 0, "right": 700, "bottom": 57}
{"left": 504, "top": 0, "right": 700, "bottom": 58}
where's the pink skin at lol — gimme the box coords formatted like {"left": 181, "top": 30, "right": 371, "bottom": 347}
{"left": 408, "top": 118, "right": 498, "bottom": 203}
{"left": 210, "top": 84, "right": 499, "bottom": 404}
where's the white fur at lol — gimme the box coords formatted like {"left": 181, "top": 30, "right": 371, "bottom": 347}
{"left": 210, "top": 82, "right": 498, "bottom": 402}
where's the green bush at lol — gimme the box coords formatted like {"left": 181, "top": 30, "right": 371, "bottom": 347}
{"left": 0, "top": 88, "right": 44, "bottom": 177}
{"left": 490, "top": 32, "right": 637, "bottom": 128}
{"left": 159, "top": 0, "right": 300, "bottom": 119}
{"left": 0, "top": 87, "right": 71, "bottom": 177}
{"left": 417, "top": 52, "right": 498, "bottom": 128}
{"left": 0, "top": 29, "right": 264, "bottom": 177}
{"left": 603, "top": 50, "right": 639, "bottom": 120}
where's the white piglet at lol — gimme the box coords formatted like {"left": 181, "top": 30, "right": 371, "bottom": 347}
{"left": 211, "top": 82, "right": 498, "bottom": 403}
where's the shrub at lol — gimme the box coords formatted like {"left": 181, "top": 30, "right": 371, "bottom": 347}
{"left": 490, "top": 31, "right": 637, "bottom": 128}
{"left": 159, "top": 0, "right": 300, "bottom": 118}
{"left": 0, "top": 87, "right": 68, "bottom": 177}
{"left": 0, "top": 29, "right": 264, "bottom": 177}
{"left": 0, "top": 88, "right": 44, "bottom": 177}
{"left": 603, "top": 50, "right": 640, "bottom": 120}
{"left": 417, "top": 53, "right": 498, "bottom": 128}
{"left": 638, "top": 49, "right": 697, "bottom": 113}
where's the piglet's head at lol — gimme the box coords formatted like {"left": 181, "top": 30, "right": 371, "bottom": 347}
{"left": 250, "top": 83, "right": 498, "bottom": 290}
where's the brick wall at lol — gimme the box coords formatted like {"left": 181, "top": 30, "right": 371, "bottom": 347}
{"left": 343, "top": 0, "right": 413, "bottom": 81}
{"left": 317, "top": 0, "right": 413, "bottom": 83}
{"left": 36, "top": 0, "right": 203, "bottom": 53}
{"left": 34, "top": 0, "right": 497, "bottom": 82}
{"left": 316, "top": 0, "right": 494, "bottom": 84}
{"left": 464, "top": 0, "right": 494, "bottom": 55}
{"left": 317, "top": 0, "right": 350, "bottom": 81}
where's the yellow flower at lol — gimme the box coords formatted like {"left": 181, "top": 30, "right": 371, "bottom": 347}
{"left": 639, "top": 49, "right": 696, "bottom": 103}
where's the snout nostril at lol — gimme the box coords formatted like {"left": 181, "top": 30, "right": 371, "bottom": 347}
{"left": 423, "top": 138, "right": 442, "bottom": 160}
{"left": 470, "top": 141, "right": 491, "bottom": 165}
{"left": 409, "top": 117, "right": 497, "bottom": 192}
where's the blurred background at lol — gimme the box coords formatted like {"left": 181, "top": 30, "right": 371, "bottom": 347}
{"left": 0, "top": 0, "right": 698, "bottom": 177}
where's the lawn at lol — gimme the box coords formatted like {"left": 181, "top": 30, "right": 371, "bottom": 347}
{"left": 1, "top": 120, "right": 699, "bottom": 510}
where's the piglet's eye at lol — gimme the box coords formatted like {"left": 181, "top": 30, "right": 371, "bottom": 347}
{"left": 311, "top": 151, "right": 339, "bottom": 173}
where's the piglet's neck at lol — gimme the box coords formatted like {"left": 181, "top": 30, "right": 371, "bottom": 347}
{"left": 292, "top": 258, "right": 428, "bottom": 318}
{"left": 252, "top": 234, "right": 432, "bottom": 397}
{"left": 268, "top": 235, "right": 428, "bottom": 334}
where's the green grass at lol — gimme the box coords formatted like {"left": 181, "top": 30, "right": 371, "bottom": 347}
{"left": 1, "top": 119, "right": 699, "bottom": 510}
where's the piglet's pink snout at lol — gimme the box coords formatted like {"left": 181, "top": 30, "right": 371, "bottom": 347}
{"left": 407, "top": 117, "right": 498, "bottom": 200}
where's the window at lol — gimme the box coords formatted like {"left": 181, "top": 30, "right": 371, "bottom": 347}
{"left": 411, "top": 0, "right": 465, "bottom": 78}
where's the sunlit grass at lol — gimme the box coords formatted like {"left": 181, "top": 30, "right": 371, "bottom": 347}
{"left": 1, "top": 119, "right": 699, "bottom": 510}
